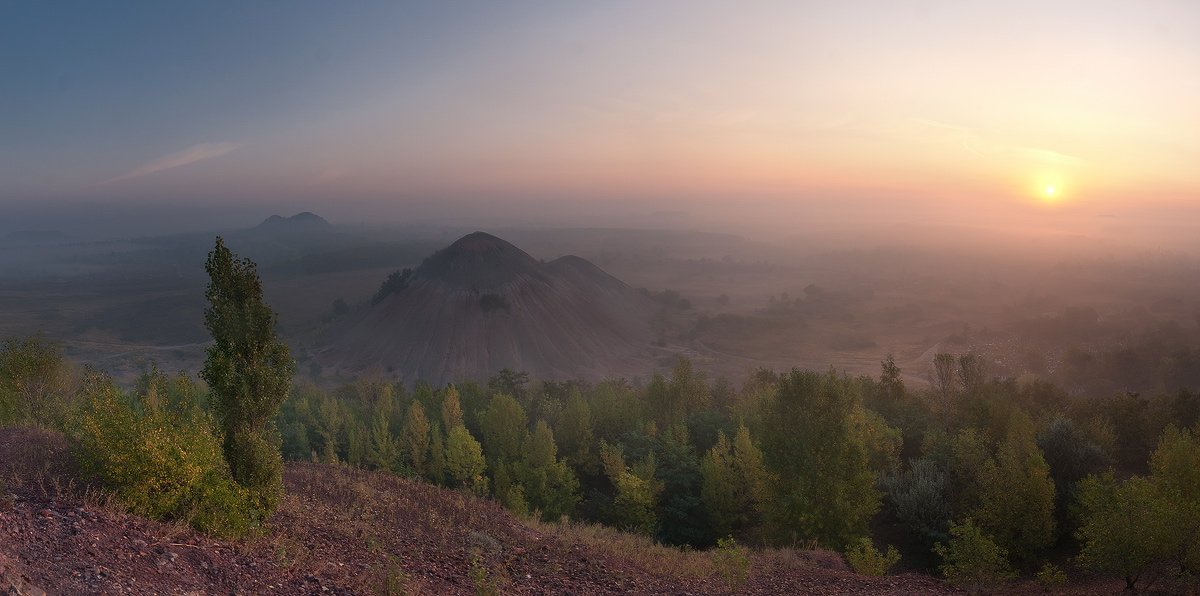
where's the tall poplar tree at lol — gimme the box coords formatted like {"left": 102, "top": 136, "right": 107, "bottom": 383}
{"left": 200, "top": 237, "right": 295, "bottom": 515}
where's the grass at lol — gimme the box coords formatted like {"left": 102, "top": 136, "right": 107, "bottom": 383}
{"left": 525, "top": 516, "right": 716, "bottom": 578}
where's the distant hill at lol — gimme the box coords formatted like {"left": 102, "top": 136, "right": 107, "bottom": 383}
{"left": 253, "top": 212, "right": 331, "bottom": 233}
{"left": 319, "top": 231, "right": 660, "bottom": 384}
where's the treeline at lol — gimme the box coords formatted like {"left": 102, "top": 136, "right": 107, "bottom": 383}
{"left": 273, "top": 354, "right": 1199, "bottom": 588}
{"left": 3, "top": 334, "right": 1198, "bottom": 590}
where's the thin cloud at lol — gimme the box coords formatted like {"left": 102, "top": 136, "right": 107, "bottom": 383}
{"left": 100, "top": 142, "right": 242, "bottom": 184}
{"left": 1017, "top": 147, "right": 1083, "bottom": 167}
{"left": 910, "top": 117, "right": 972, "bottom": 132}
{"left": 307, "top": 166, "right": 350, "bottom": 186}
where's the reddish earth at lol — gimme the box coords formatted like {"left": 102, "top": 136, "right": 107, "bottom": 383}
{"left": 1, "top": 426, "right": 1131, "bottom": 595}
{"left": 319, "top": 232, "right": 662, "bottom": 386}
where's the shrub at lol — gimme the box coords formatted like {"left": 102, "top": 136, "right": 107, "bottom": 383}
{"left": 468, "top": 547, "right": 500, "bottom": 596}
{"left": 0, "top": 334, "right": 73, "bottom": 429}
{"left": 878, "top": 457, "right": 949, "bottom": 550}
{"left": 845, "top": 537, "right": 901, "bottom": 577}
{"left": 934, "top": 520, "right": 1016, "bottom": 594}
{"left": 73, "top": 367, "right": 255, "bottom": 537}
{"left": 1035, "top": 562, "right": 1068, "bottom": 591}
{"left": 713, "top": 536, "right": 751, "bottom": 595}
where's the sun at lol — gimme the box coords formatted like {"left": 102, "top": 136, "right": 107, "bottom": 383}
{"left": 1045, "top": 186, "right": 1055, "bottom": 195}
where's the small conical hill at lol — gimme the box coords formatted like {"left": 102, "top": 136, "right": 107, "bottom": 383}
{"left": 319, "top": 232, "right": 659, "bottom": 384}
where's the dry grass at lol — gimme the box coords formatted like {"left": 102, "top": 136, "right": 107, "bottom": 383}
{"left": 526, "top": 516, "right": 716, "bottom": 578}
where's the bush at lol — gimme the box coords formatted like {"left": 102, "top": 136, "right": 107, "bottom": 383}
{"left": 879, "top": 457, "right": 949, "bottom": 551}
{"left": 934, "top": 520, "right": 1016, "bottom": 594}
{"left": 72, "top": 367, "right": 256, "bottom": 537}
{"left": 713, "top": 536, "right": 751, "bottom": 595}
{"left": 0, "top": 334, "right": 74, "bottom": 429}
{"left": 1035, "top": 562, "right": 1067, "bottom": 591}
{"left": 845, "top": 537, "right": 901, "bottom": 577}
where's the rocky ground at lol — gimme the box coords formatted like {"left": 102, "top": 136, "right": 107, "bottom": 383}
{"left": 1, "top": 426, "right": 1133, "bottom": 595}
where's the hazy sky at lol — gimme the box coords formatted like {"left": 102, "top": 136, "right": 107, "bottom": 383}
{"left": 2, "top": 1, "right": 1197, "bottom": 238}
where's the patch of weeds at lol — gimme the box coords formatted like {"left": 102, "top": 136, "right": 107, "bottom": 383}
{"left": 270, "top": 536, "right": 307, "bottom": 570}
{"left": 365, "top": 533, "right": 383, "bottom": 554}
{"left": 375, "top": 554, "right": 410, "bottom": 596}
{"left": 1035, "top": 563, "right": 1067, "bottom": 591}
{"left": 845, "top": 537, "right": 901, "bottom": 577}
{"left": 468, "top": 547, "right": 500, "bottom": 596}
{"left": 468, "top": 531, "right": 501, "bottom": 554}
{"left": 713, "top": 536, "right": 751, "bottom": 595}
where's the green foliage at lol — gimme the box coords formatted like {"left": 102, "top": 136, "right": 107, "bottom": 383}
{"left": 368, "top": 413, "right": 401, "bottom": 472}
{"left": 402, "top": 401, "right": 431, "bottom": 473}
{"left": 0, "top": 333, "right": 71, "bottom": 428}
{"left": 970, "top": 412, "right": 1057, "bottom": 566}
{"left": 1035, "top": 562, "right": 1067, "bottom": 591}
{"left": 200, "top": 237, "right": 294, "bottom": 514}
{"left": 712, "top": 536, "right": 751, "bottom": 595}
{"left": 654, "top": 424, "right": 709, "bottom": 546}
{"left": 73, "top": 367, "right": 255, "bottom": 537}
{"left": 518, "top": 420, "right": 579, "bottom": 521}
{"left": 845, "top": 537, "right": 901, "bottom": 577}
{"left": 1149, "top": 425, "right": 1200, "bottom": 576}
{"left": 1077, "top": 426, "right": 1200, "bottom": 590}
{"left": 1075, "top": 472, "right": 1171, "bottom": 591}
{"left": 879, "top": 457, "right": 949, "bottom": 555}
{"left": 445, "top": 424, "right": 488, "bottom": 495}
{"left": 935, "top": 520, "right": 1016, "bottom": 594}
{"left": 856, "top": 407, "right": 902, "bottom": 474}
{"left": 647, "top": 358, "right": 710, "bottom": 430}
{"left": 601, "top": 441, "right": 663, "bottom": 536}
{"left": 468, "top": 547, "right": 500, "bottom": 596}
{"left": 555, "top": 389, "right": 596, "bottom": 473}
{"left": 701, "top": 425, "right": 767, "bottom": 540}
{"left": 480, "top": 392, "right": 527, "bottom": 465}
{"left": 1036, "top": 417, "right": 1108, "bottom": 522}
{"left": 757, "top": 368, "right": 880, "bottom": 550}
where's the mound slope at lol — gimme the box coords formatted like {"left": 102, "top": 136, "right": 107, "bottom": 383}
{"left": 319, "top": 232, "right": 660, "bottom": 384}
{"left": 0, "top": 426, "right": 965, "bottom": 595}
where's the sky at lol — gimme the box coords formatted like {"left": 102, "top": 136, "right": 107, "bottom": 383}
{"left": 2, "top": 1, "right": 1198, "bottom": 242}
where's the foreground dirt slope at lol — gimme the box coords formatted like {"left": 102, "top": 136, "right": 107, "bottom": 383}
{"left": 1, "top": 426, "right": 964, "bottom": 596}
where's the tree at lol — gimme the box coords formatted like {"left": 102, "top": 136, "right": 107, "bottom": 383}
{"left": 402, "top": 401, "right": 431, "bottom": 474}
{"left": 0, "top": 333, "right": 70, "bottom": 428}
{"left": 367, "top": 413, "right": 401, "bottom": 472}
{"left": 957, "top": 353, "right": 988, "bottom": 397}
{"left": 935, "top": 520, "right": 1016, "bottom": 594}
{"left": 445, "top": 424, "right": 487, "bottom": 495}
{"left": 1075, "top": 426, "right": 1200, "bottom": 590}
{"left": 702, "top": 425, "right": 767, "bottom": 540}
{"left": 441, "top": 385, "right": 464, "bottom": 430}
{"left": 555, "top": 389, "right": 596, "bottom": 473}
{"left": 878, "top": 457, "right": 949, "bottom": 561}
{"left": 601, "top": 441, "right": 663, "bottom": 536}
{"left": 932, "top": 353, "right": 957, "bottom": 427}
{"left": 480, "top": 393, "right": 527, "bottom": 466}
{"left": 970, "top": 413, "right": 1057, "bottom": 566}
{"left": 200, "top": 237, "right": 295, "bottom": 514}
{"left": 518, "top": 420, "right": 580, "bottom": 521}
{"left": 757, "top": 369, "right": 880, "bottom": 550}
{"left": 1076, "top": 472, "right": 1173, "bottom": 592}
